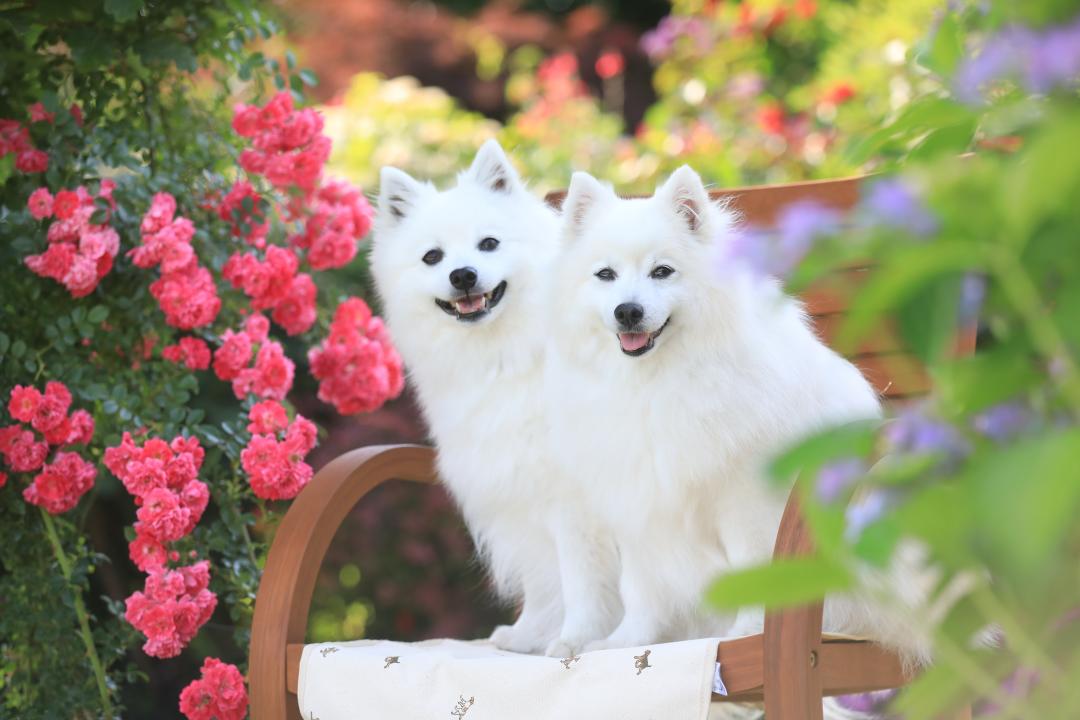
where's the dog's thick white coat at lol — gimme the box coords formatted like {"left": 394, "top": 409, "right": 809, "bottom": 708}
{"left": 545, "top": 167, "right": 933, "bottom": 666}
{"left": 371, "top": 141, "right": 620, "bottom": 654}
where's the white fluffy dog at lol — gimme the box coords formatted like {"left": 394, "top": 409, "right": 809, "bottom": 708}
{"left": 371, "top": 141, "right": 620, "bottom": 654}
{"left": 545, "top": 165, "right": 932, "bottom": 666}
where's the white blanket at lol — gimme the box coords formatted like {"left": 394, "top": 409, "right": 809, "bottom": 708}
{"left": 299, "top": 637, "right": 725, "bottom": 720}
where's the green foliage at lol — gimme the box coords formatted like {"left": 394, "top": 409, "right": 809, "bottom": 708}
{"left": 0, "top": 2, "right": 338, "bottom": 718}
{"left": 706, "top": 1, "right": 1080, "bottom": 715}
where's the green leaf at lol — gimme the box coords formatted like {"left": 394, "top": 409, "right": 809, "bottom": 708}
{"left": 285, "top": 49, "right": 296, "bottom": 70}
{"left": 0, "top": 154, "right": 14, "bottom": 185}
{"left": 768, "top": 420, "right": 879, "bottom": 485}
{"left": 840, "top": 243, "right": 983, "bottom": 353}
{"left": 299, "top": 69, "right": 318, "bottom": 87}
{"left": 917, "top": 11, "right": 963, "bottom": 77}
{"left": 103, "top": 0, "right": 143, "bottom": 22}
{"left": 967, "top": 428, "right": 1080, "bottom": 590}
{"left": 895, "top": 273, "right": 962, "bottom": 364}
{"left": 88, "top": 305, "right": 109, "bottom": 324}
{"left": 852, "top": 516, "right": 900, "bottom": 567}
{"left": 706, "top": 556, "right": 852, "bottom": 611}
{"left": 934, "top": 344, "right": 1041, "bottom": 416}
{"left": 136, "top": 35, "right": 197, "bottom": 72}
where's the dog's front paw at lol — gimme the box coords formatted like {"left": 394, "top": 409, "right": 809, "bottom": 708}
{"left": 490, "top": 625, "right": 545, "bottom": 654}
{"left": 545, "top": 637, "right": 584, "bottom": 659}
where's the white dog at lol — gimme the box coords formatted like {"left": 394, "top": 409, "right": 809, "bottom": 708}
{"left": 545, "top": 166, "right": 932, "bottom": 667}
{"left": 371, "top": 141, "right": 620, "bottom": 654}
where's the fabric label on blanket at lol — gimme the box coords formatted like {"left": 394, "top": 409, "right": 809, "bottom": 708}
{"left": 299, "top": 637, "right": 723, "bottom": 720}
{"left": 713, "top": 663, "right": 728, "bottom": 696}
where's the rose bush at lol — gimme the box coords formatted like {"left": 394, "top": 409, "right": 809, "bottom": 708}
{"left": 0, "top": 3, "right": 400, "bottom": 717}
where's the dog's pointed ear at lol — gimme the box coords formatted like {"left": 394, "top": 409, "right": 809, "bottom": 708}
{"left": 562, "top": 171, "right": 613, "bottom": 243}
{"left": 658, "top": 165, "right": 710, "bottom": 235}
{"left": 466, "top": 139, "right": 521, "bottom": 194}
{"left": 378, "top": 167, "right": 425, "bottom": 225}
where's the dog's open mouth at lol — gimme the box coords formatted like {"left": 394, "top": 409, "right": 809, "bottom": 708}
{"left": 435, "top": 280, "right": 507, "bottom": 322}
{"left": 618, "top": 317, "right": 670, "bottom": 356}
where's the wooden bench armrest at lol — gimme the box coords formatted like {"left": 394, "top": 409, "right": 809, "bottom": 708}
{"left": 249, "top": 444, "right": 437, "bottom": 720}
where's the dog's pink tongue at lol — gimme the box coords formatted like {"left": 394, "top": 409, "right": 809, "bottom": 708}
{"left": 454, "top": 296, "right": 485, "bottom": 314}
{"left": 619, "top": 332, "right": 650, "bottom": 352}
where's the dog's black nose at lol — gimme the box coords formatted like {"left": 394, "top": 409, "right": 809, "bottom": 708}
{"left": 614, "top": 302, "right": 645, "bottom": 329}
{"left": 449, "top": 266, "right": 478, "bottom": 291}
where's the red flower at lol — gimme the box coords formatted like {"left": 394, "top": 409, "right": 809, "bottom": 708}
{"left": 25, "top": 242, "right": 76, "bottom": 281}
{"left": 794, "top": 0, "right": 818, "bottom": 19}
{"left": 235, "top": 341, "right": 295, "bottom": 400}
{"left": 8, "top": 385, "right": 42, "bottom": 422}
{"left": 136, "top": 487, "right": 192, "bottom": 543}
{"left": 27, "top": 187, "right": 53, "bottom": 219}
{"left": 309, "top": 298, "right": 404, "bottom": 415}
{"left": 163, "top": 337, "right": 212, "bottom": 371}
{"left": 241, "top": 423, "right": 313, "bottom": 500}
{"left": 244, "top": 313, "right": 270, "bottom": 343}
{"left": 247, "top": 400, "right": 289, "bottom": 435}
{"left": 125, "top": 562, "right": 217, "bottom": 659}
{"left": 65, "top": 409, "right": 95, "bottom": 445}
{"left": 822, "top": 81, "right": 856, "bottom": 105}
{"left": 52, "top": 189, "right": 81, "bottom": 220}
{"left": 3, "top": 429, "right": 48, "bottom": 472}
{"left": 271, "top": 273, "right": 317, "bottom": 335}
{"left": 129, "top": 529, "right": 168, "bottom": 572}
{"left": 756, "top": 103, "right": 786, "bottom": 135}
{"left": 28, "top": 102, "right": 55, "bottom": 124}
{"left": 22, "top": 451, "right": 96, "bottom": 514}
{"left": 212, "top": 329, "right": 253, "bottom": 382}
{"left": 179, "top": 658, "right": 248, "bottom": 720}
{"left": 595, "top": 51, "right": 625, "bottom": 79}
{"left": 15, "top": 149, "right": 48, "bottom": 173}
{"left": 30, "top": 381, "right": 72, "bottom": 433}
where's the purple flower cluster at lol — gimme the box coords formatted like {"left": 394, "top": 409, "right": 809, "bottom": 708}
{"left": 816, "top": 457, "right": 867, "bottom": 503}
{"left": 863, "top": 178, "right": 938, "bottom": 237}
{"left": 720, "top": 200, "right": 841, "bottom": 280}
{"left": 883, "top": 406, "right": 969, "bottom": 462}
{"left": 844, "top": 489, "right": 894, "bottom": 541}
{"left": 972, "top": 401, "right": 1032, "bottom": 442}
{"left": 641, "top": 16, "right": 711, "bottom": 60}
{"left": 954, "top": 14, "right": 1080, "bottom": 103}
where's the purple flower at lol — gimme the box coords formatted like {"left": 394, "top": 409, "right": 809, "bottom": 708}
{"left": 958, "top": 273, "right": 986, "bottom": 325}
{"left": 1026, "top": 17, "right": 1080, "bottom": 93}
{"left": 815, "top": 458, "right": 866, "bottom": 503}
{"left": 844, "top": 489, "right": 894, "bottom": 541}
{"left": 863, "top": 178, "right": 938, "bottom": 237}
{"left": 718, "top": 201, "right": 840, "bottom": 280}
{"left": 972, "top": 401, "right": 1032, "bottom": 442}
{"left": 954, "top": 14, "right": 1080, "bottom": 103}
{"left": 835, "top": 689, "right": 897, "bottom": 713}
{"left": 883, "top": 406, "right": 969, "bottom": 461}
{"left": 640, "top": 16, "right": 710, "bottom": 60}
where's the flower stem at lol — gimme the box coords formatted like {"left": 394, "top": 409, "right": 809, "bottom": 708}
{"left": 993, "top": 249, "right": 1080, "bottom": 416}
{"left": 40, "top": 509, "right": 115, "bottom": 719}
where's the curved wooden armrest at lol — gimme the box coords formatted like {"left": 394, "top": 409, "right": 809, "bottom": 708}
{"left": 762, "top": 489, "right": 827, "bottom": 718}
{"left": 249, "top": 444, "right": 437, "bottom": 720}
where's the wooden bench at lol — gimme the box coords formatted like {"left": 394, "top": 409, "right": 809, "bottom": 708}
{"left": 249, "top": 175, "right": 975, "bottom": 719}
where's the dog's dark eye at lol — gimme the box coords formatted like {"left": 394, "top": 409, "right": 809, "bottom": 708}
{"left": 650, "top": 265, "right": 675, "bottom": 280}
{"left": 594, "top": 268, "right": 617, "bottom": 281}
{"left": 478, "top": 237, "right": 500, "bottom": 252}
{"left": 422, "top": 249, "right": 443, "bottom": 265}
